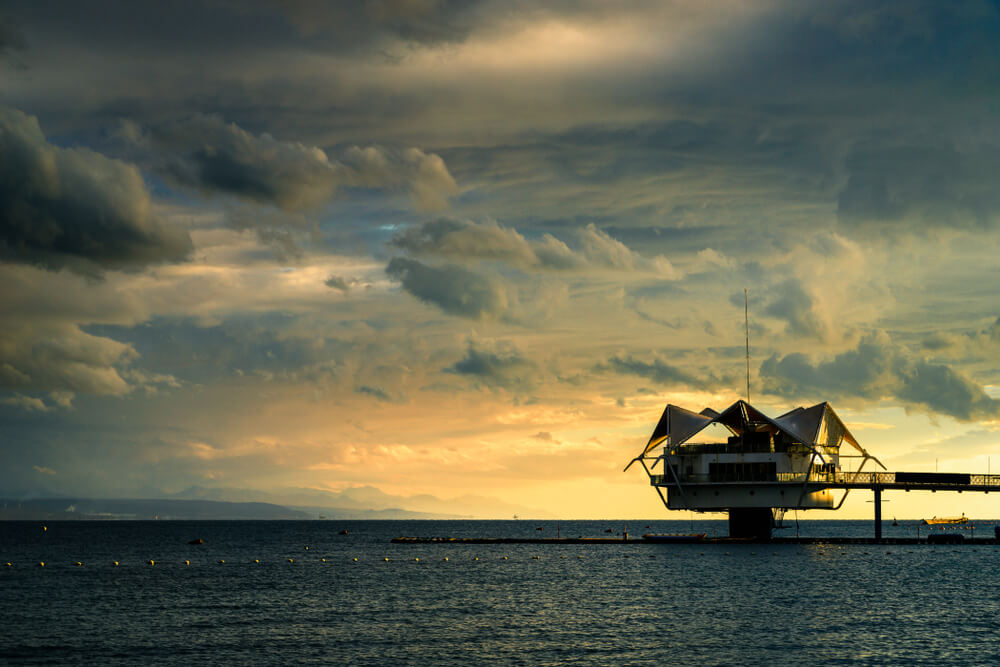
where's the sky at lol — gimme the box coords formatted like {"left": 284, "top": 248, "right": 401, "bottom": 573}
{"left": 1, "top": 0, "right": 999, "bottom": 519}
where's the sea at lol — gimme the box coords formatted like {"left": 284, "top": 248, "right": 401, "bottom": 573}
{"left": 2, "top": 519, "right": 1000, "bottom": 665}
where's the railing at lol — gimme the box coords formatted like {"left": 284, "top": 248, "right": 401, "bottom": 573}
{"left": 648, "top": 471, "right": 1000, "bottom": 488}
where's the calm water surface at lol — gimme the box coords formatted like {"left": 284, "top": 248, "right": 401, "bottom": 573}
{"left": 3, "top": 519, "right": 1000, "bottom": 665}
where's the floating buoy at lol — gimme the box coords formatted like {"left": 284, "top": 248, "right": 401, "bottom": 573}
{"left": 339, "top": 529, "right": 349, "bottom": 535}
{"left": 218, "top": 560, "right": 225, "bottom": 565}
{"left": 352, "top": 558, "right": 358, "bottom": 562}
{"left": 112, "top": 561, "right": 119, "bottom": 567}
{"left": 443, "top": 557, "right": 449, "bottom": 561}
{"left": 38, "top": 562, "right": 45, "bottom": 567}
{"left": 4, "top": 562, "right": 11, "bottom": 567}
{"left": 188, "top": 538, "right": 204, "bottom": 545}
{"left": 578, "top": 555, "right": 583, "bottom": 559}
{"left": 42, "top": 526, "right": 47, "bottom": 532}
{"left": 414, "top": 557, "right": 420, "bottom": 562}
{"left": 148, "top": 560, "right": 155, "bottom": 566}
{"left": 184, "top": 560, "right": 190, "bottom": 565}
{"left": 321, "top": 558, "right": 326, "bottom": 563}
{"left": 75, "top": 561, "right": 83, "bottom": 567}
{"left": 288, "top": 558, "right": 294, "bottom": 563}
{"left": 502, "top": 556, "right": 508, "bottom": 560}
{"left": 304, "top": 546, "right": 309, "bottom": 550}
{"left": 532, "top": 555, "right": 540, "bottom": 560}
{"left": 474, "top": 557, "right": 479, "bottom": 561}
{"left": 384, "top": 557, "right": 389, "bottom": 562}
{"left": 560, "top": 555, "right": 566, "bottom": 559}
{"left": 254, "top": 559, "right": 259, "bottom": 564}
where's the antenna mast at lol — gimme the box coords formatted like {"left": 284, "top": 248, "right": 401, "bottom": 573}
{"left": 745, "top": 288, "right": 751, "bottom": 403}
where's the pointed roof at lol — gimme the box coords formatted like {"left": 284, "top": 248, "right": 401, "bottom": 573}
{"left": 641, "top": 399, "right": 873, "bottom": 461}
{"left": 773, "top": 401, "right": 867, "bottom": 457}
{"left": 642, "top": 404, "right": 713, "bottom": 455}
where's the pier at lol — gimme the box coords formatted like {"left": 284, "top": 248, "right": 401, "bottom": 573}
{"left": 391, "top": 535, "right": 1000, "bottom": 546}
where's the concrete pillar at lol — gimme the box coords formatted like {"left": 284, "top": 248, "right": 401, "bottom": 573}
{"left": 874, "top": 487, "right": 882, "bottom": 540}
{"left": 729, "top": 508, "right": 772, "bottom": 540}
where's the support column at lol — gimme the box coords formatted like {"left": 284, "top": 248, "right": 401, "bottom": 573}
{"left": 729, "top": 508, "right": 772, "bottom": 540}
{"left": 874, "top": 486, "right": 882, "bottom": 540}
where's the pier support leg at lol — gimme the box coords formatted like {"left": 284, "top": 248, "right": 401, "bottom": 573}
{"left": 874, "top": 487, "right": 882, "bottom": 541}
{"left": 729, "top": 508, "right": 772, "bottom": 540}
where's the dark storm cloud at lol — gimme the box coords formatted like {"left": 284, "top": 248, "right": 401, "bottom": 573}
{"left": 324, "top": 275, "right": 350, "bottom": 292}
{"left": 5, "top": 0, "right": 483, "bottom": 58}
{"left": 385, "top": 257, "right": 512, "bottom": 320}
{"left": 0, "top": 15, "right": 26, "bottom": 56}
{"left": 142, "top": 114, "right": 456, "bottom": 213}
{"left": 443, "top": 341, "right": 538, "bottom": 392}
{"left": 0, "top": 108, "right": 192, "bottom": 275}
{"left": 760, "top": 332, "right": 1000, "bottom": 421}
{"left": 603, "top": 355, "right": 699, "bottom": 387}
{"left": 389, "top": 218, "right": 677, "bottom": 275}
{"left": 356, "top": 385, "right": 393, "bottom": 402}
{"left": 762, "top": 280, "right": 823, "bottom": 339}
{"left": 149, "top": 115, "right": 338, "bottom": 212}
{"left": 836, "top": 139, "right": 1000, "bottom": 232}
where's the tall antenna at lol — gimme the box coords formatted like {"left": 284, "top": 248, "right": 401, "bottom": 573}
{"left": 744, "top": 288, "right": 751, "bottom": 403}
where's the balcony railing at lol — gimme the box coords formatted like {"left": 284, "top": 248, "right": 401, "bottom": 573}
{"left": 649, "top": 471, "right": 1000, "bottom": 488}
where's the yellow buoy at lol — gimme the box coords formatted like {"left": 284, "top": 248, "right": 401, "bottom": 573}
{"left": 502, "top": 556, "right": 508, "bottom": 560}
{"left": 352, "top": 558, "right": 358, "bottom": 562}
{"left": 321, "top": 558, "right": 326, "bottom": 563}
{"left": 38, "top": 562, "right": 45, "bottom": 567}
{"left": 4, "top": 562, "right": 11, "bottom": 567}
{"left": 414, "top": 557, "right": 420, "bottom": 562}
{"left": 42, "top": 526, "right": 47, "bottom": 532}
{"left": 184, "top": 560, "right": 190, "bottom": 565}
{"left": 112, "top": 561, "right": 119, "bottom": 567}
{"left": 148, "top": 560, "right": 155, "bottom": 566}
{"left": 254, "top": 559, "right": 259, "bottom": 564}
{"left": 75, "top": 561, "right": 83, "bottom": 567}
{"left": 384, "top": 557, "right": 389, "bottom": 562}
{"left": 288, "top": 558, "right": 294, "bottom": 563}
{"left": 218, "top": 560, "right": 225, "bottom": 564}
{"left": 578, "top": 555, "right": 583, "bottom": 559}
{"left": 443, "top": 557, "right": 449, "bottom": 561}
{"left": 473, "top": 557, "right": 479, "bottom": 561}
{"left": 304, "top": 546, "right": 309, "bottom": 551}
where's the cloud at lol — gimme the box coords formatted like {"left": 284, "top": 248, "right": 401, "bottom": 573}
{"left": 603, "top": 354, "right": 699, "bottom": 387}
{"left": 0, "top": 324, "right": 136, "bottom": 398}
{"left": 1, "top": 394, "right": 50, "bottom": 412}
{"left": 837, "top": 139, "right": 1000, "bottom": 233}
{"left": 147, "top": 114, "right": 456, "bottom": 212}
{"left": 324, "top": 275, "right": 350, "bottom": 291}
{"left": 0, "top": 107, "right": 193, "bottom": 275}
{"left": 0, "top": 15, "right": 26, "bottom": 56}
{"left": 385, "top": 257, "right": 513, "bottom": 319}
{"left": 443, "top": 340, "right": 538, "bottom": 392}
{"left": 762, "top": 279, "right": 826, "bottom": 340}
{"left": 391, "top": 218, "right": 678, "bottom": 275}
{"left": 760, "top": 330, "right": 1000, "bottom": 421}
{"left": 356, "top": 385, "right": 393, "bottom": 402}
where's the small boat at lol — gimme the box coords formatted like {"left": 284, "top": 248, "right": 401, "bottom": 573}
{"left": 922, "top": 514, "right": 968, "bottom": 525}
{"left": 642, "top": 533, "right": 707, "bottom": 543}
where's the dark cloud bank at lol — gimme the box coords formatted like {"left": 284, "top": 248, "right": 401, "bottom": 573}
{"left": 761, "top": 332, "right": 999, "bottom": 421}
{"left": 0, "top": 108, "right": 192, "bottom": 275}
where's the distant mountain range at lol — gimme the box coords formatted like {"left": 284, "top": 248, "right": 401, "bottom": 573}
{"left": 0, "top": 485, "right": 551, "bottom": 520}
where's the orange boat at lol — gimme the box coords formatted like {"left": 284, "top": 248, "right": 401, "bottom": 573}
{"left": 921, "top": 514, "right": 968, "bottom": 525}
